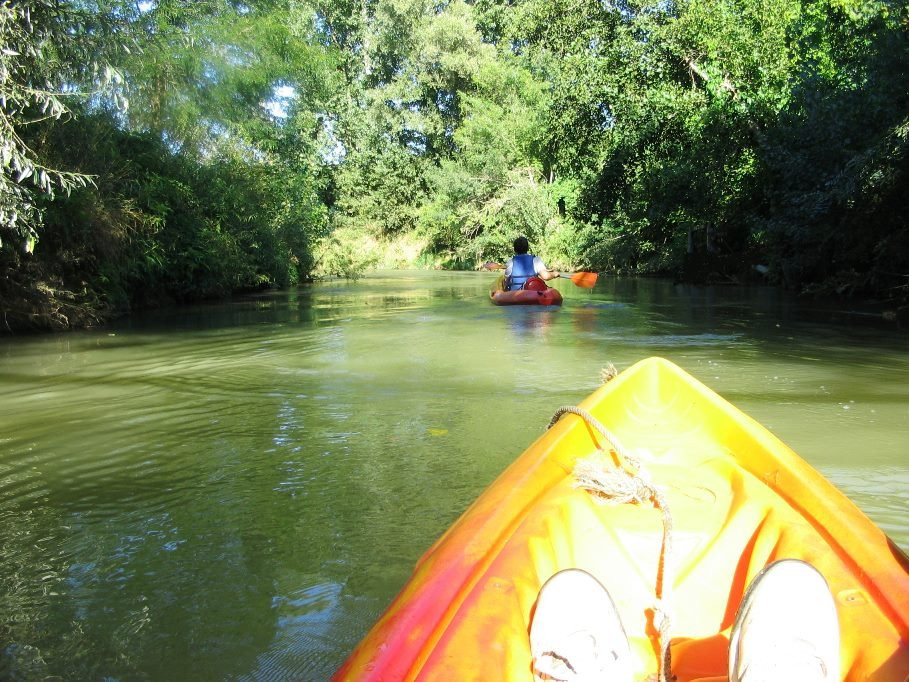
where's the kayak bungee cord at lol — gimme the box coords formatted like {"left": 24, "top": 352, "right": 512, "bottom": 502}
{"left": 547, "top": 405, "right": 675, "bottom": 682}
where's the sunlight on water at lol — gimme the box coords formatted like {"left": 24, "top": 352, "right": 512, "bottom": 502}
{"left": 0, "top": 271, "right": 906, "bottom": 679}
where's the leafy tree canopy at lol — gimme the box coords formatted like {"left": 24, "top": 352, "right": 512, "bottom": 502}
{"left": 2, "top": 0, "right": 908, "bottom": 330}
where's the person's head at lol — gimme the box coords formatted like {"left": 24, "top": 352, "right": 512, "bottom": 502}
{"left": 513, "top": 236, "right": 529, "bottom": 255}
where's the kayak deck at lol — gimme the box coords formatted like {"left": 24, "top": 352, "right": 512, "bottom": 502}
{"left": 335, "top": 358, "right": 909, "bottom": 681}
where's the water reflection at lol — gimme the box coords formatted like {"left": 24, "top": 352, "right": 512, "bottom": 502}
{"left": 500, "top": 306, "right": 558, "bottom": 338}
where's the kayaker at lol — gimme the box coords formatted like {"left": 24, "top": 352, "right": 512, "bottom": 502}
{"left": 485, "top": 236, "right": 560, "bottom": 291}
{"left": 531, "top": 559, "right": 839, "bottom": 682}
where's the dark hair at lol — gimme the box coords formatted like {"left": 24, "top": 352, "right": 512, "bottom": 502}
{"left": 513, "top": 236, "right": 529, "bottom": 254}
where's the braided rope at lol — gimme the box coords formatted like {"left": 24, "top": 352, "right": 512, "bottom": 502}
{"left": 548, "top": 406, "right": 675, "bottom": 682}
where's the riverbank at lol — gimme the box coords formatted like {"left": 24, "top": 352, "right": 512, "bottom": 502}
{"left": 4, "top": 226, "right": 907, "bottom": 334}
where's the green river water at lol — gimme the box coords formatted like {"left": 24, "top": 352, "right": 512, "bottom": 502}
{"left": 1, "top": 271, "right": 906, "bottom": 680}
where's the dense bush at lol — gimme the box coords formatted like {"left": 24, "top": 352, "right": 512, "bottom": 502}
{"left": 1, "top": 111, "right": 324, "bottom": 330}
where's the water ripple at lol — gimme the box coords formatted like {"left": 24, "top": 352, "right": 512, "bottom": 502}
{"left": 823, "top": 466, "right": 909, "bottom": 548}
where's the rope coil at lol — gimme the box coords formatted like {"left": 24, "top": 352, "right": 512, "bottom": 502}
{"left": 548, "top": 406, "right": 675, "bottom": 682}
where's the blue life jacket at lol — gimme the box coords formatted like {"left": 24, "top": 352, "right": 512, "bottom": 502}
{"left": 506, "top": 254, "right": 536, "bottom": 291}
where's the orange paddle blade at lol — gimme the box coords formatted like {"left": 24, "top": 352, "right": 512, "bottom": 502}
{"left": 568, "top": 271, "right": 598, "bottom": 288}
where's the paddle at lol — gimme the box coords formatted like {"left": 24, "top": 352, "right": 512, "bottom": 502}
{"left": 482, "top": 262, "right": 598, "bottom": 288}
{"left": 561, "top": 271, "right": 598, "bottom": 288}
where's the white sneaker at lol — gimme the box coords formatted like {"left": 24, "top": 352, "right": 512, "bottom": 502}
{"left": 530, "top": 568, "right": 634, "bottom": 682}
{"left": 729, "top": 559, "right": 840, "bottom": 682}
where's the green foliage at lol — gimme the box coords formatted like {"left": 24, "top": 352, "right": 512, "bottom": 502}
{"left": 421, "top": 166, "right": 559, "bottom": 265}
{"left": 1, "top": 108, "right": 327, "bottom": 330}
{"left": 4, "top": 0, "right": 909, "bottom": 332}
{"left": 0, "top": 1, "right": 111, "bottom": 247}
{"left": 756, "top": 1, "right": 909, "bottom": 294}
{"left": 1, "top": 0, "right": 335, "bottom": 330}
{"left": 312, "top": 226, "right": 381, "bottom": 280}
{"left": 110, "top": 0, "right": 338, "bottom": 155}
{"left": 333, "top": 94, "right": 430, "bottom": 234}
{"left": 407, "top": 22, "right": 557, "bottom": 265}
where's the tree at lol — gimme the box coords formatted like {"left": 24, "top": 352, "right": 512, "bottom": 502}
{"left": 2, "top": 0, "right": 338, "bottom": 330}
{"left": 0, "top": 1, "right": 115, "bottom": 250}
{"left": 757, "top": 0, "right": 909, "bottom": 295}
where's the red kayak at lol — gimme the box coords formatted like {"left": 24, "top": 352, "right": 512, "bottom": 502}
{"left": 490, "top": 275, "right": 563, "bottom": 306}
{"left": 490, "top": 287, "right": 563, "bottom": 306}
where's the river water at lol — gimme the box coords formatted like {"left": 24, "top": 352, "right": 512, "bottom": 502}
{"left": 0, "top": 271, "right": 906, "bottom": 680}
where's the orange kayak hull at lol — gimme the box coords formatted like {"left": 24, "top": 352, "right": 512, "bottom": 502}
{"left": 490, "top": 287, "right": 563, "bottom": 306}
{"left": 334, "top": 357, "right": 909, "bottom": 681}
